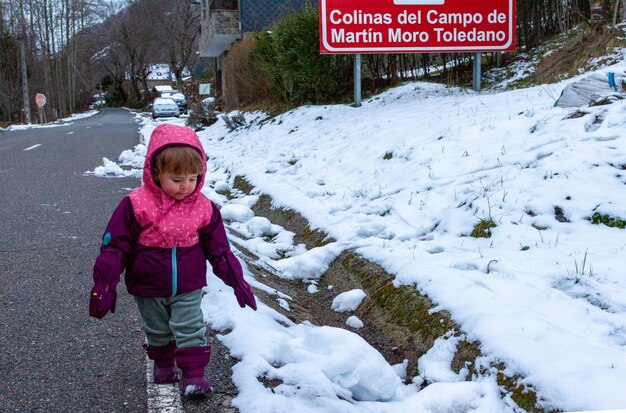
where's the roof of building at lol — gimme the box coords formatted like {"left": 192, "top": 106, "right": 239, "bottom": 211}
{"left": 240, "top": 0, "right": 317, "bottom": 32}
{"left": 147, "top": 64, "right": 171, "bottom": 81}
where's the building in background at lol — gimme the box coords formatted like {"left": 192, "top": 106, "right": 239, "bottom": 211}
{"left": 198, "top": 0, "right": 317, "bottom": 97}
{"left": 146, "top": 64, "right": 173, "bottom": 90}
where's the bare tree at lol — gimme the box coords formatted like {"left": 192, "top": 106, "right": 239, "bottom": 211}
{"left": 146, "top": 0, "right": 201, "bottom": 85}
{"left": 112, "top": 1, "right": 160, "bottom": 102}
{"left": 0, "top": 14, "right": 23, "bottom": 123}
{"left": 612, "top": 0, "right": 626, "bottom": 24}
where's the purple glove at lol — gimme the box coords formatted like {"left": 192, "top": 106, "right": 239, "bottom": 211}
{"left": 234, "top": 279, "right": 257, "bottom": 310}
{"left": 210, "top": 251, "right": 257, "bottom": 310}
{"left": 89, "top": 284, "right": 117, "bottom": 319}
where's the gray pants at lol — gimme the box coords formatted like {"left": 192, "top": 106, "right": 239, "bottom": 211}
{"left": 134, "top": 289, "right": 206, "bottom": 348}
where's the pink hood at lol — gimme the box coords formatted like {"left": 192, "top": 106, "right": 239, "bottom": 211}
{"left": 143, "top": 123, "right": 207, "bottom": 199}
{"left": 129, "top": 124, "right": 213, "bottom": 248}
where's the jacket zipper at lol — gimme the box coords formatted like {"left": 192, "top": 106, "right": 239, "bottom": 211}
{"left": 171, "top": 247, "right": 178, "bottom": 297}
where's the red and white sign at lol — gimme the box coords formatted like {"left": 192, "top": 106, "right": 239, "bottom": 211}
{"left": 319, "top": 0, "right": 516, "bottom": 54}
{"left": 35, "top": 93, "right": 47, "bottom": 107}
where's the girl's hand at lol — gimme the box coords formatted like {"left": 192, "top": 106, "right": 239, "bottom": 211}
{"left": 234, "top": 280, "right": 257, "bottom": 311}
{"left": 89, "top": 284, "right": 117, "bottom": 319}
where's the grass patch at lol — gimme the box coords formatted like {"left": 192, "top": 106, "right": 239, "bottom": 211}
{"left": 587, "top": 212, "right": 626, "bottom": 228}
{"left": 486, "top": 24, "right": 626, "bottom": 90}
{"left": 451, "top": 339, "right": 482, "bottom": 379}
{"left": 470, "top": 218, "right": 496, "bottom": 238}
{"left": 237, "top": 100, "right": 295, "bottom": 117}
{"left": 496, "top": 370, "right": 540, "bottom": 412}
{"left": 532, "top": 25, "right": 626, "bottom": 85}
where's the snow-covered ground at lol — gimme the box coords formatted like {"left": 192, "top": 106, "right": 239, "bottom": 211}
{"left": 0, "top": 110, "right": 99, "bottom": 132}
{"left": 90, "top": 60, "right": 626, "bottom": 413}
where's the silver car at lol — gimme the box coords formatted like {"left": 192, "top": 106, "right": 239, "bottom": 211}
{"left": 152, "top": 97, "right": 180, "bottom": 119}
{"left": 162, "top": 91, "right": 188, "bottom": 113}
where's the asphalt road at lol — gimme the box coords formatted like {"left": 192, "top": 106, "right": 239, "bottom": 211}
{"left": 0, "top": 109, "right": 147, "bottom": 412}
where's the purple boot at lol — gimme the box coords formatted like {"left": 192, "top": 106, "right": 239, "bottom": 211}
{"left": 176, "top": 346, "right": 213, "bottom": 396}
{"left": 143, "top": 341, "right": 180, "bottom": 384}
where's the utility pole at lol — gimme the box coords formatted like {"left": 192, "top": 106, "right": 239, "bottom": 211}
{"left": 18, "top": 39, "right": 31, "bottom": 124}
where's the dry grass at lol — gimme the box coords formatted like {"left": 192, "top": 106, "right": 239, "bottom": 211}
{"left": 533, "top": 25, "right": 626, "bottom": 84}
{"left": 236, "top": 100, "right": 294, "bottom": 117}
{"left": 470, "top": 218, "right": 496, "bottom": 238}
{"left": 223, "top": 33, "right": 277, "bottom": 110}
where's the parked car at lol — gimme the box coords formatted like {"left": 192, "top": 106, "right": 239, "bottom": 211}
{"left": 161, "top": 90, "right": 188, "bottom": 114}
{"left": 154, "top": 85, "right": 174, "bottom": 96}
{"left": 152, "top": 97, "right": 180, "bottom": 119}
{"left": 201, "top": 97, "right": 216, "bottom": 110}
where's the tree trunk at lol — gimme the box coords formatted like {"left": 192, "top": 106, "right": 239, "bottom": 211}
{"left": 590, "top": 0, "right": 607, "bottom": 25}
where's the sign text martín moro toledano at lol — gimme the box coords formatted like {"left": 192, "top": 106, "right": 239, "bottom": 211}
{"left": 319, "top": 0, "right": 516, "bottom": 54}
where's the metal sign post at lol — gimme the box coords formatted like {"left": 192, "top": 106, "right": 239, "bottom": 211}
{"left": 354, "top": 54, "right": 362, "bottom": 107}
{"left": 35, "top": 93, "right": 46, "bottom": 125}
{"left": 473, "top": 52, "right": 481, "bottom": 91}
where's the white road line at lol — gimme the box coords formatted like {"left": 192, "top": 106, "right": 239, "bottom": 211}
{"left": 146, "top": 358, "right": 184, "bottom": 413}
{"left": 23, "top": 144, "right": 41, "bottom": 151}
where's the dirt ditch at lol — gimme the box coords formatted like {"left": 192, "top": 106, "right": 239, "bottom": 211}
{"left": 222, "top": 176, "right": 552, "bottom": 412}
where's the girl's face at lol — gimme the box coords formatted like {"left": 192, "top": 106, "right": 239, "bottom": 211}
{"left": 157, "top": 171, "right": 199, "bottom": 200}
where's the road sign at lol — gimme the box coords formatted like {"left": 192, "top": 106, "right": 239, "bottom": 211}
{"left": 319, "top": 0, "right": 516, "bottom": 54}
{"left": 199, "top": 84, "right": 211, "bottom": 95}
{"left": 35, "top": 93, "right": 46, "bottom": 107}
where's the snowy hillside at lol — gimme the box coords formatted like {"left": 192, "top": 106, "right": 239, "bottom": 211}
{"left": 96, "top": 60, "right": 626, "bottom": 412}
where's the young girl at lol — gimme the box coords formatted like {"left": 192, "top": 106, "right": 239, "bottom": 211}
{"left": 89, "top": 123, "right": 256, "bottom": 396}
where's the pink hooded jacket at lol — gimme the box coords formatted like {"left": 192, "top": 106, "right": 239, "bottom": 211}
{"left": 129, "top": 124, "right": 213, "bottom": 248}
{"left": 89, "top": 124, "right": 256, "bottom": 314}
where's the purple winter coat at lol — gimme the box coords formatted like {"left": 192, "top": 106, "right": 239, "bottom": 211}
{"left": 89, "top": 124, "right": 256, "bottom": 319}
